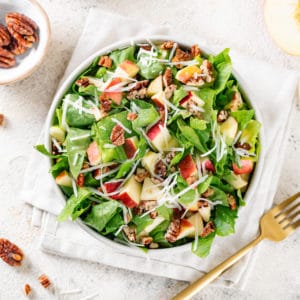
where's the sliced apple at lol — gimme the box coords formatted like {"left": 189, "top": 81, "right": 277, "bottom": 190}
{"left": 142, "top": 216, "right": 165, "bottom": 235}
{"left": 198, "top": 205, "right": 211, "bottom": 222}
{"left": 232, "top": 159, "right": 254, "bottom": 175}
{"left": 179, "top": 91, "right": 205, "bottom": 107}
{"left": 220, "top": 116, "right": 238, "bottom": 145}
{"left": 151, "top": 91, "right": 166, "bottom": 108}
{"left": 118, "top": 60, "right": 139, "bottom": 78}
{"left": 103, "top": 77, "right": 123, "bottom": 105}
{"left": 187, "top": 213, "right": 204, "bottom": 237}
{"left": 147, "top": 122, "right": 177, "bottom": 152}
{"left": 227, "top": 91, "right": 243, "bottom": 112}
{"left": 123, "top": 136, "right": 138, "bottom": 159}
{"left": 50, "top": 126, "right": 65, "bottom": 143}
{"left": 264, "top": 0, "right": 300, "bottom": 56}
{"left": 176, "top": 219, "right": 195, "bottom": 240}
{"left": 140, "top": 177, "right": 162, "bottom": 201}
{"left": 116, "top": 176, "right": 142, "bottom": 208}
{"left": 178, "top": 154, "right": 198, "bottom": 181}
{"left": 142, "top": 151, "right": 160, "bottom": 176}
{"left": 224, "top": 171, "right": 248, "bottom": 190}
{"left": 85, "top": 76, "right": 105, "bottom": 89}
{"left": 87, "top": 141, "right": 101, "bottom": 166}
{"left": 175, "top": 65, "right": 202, "bottom": 84}
{"left": 103, "top": 180, "right": 122, "bottom": 199}
{"left": 55, "top": 170, "right": 72, "bottom": 187}
{"left": 147, "top": 75, "right": 163, "bottom": 97}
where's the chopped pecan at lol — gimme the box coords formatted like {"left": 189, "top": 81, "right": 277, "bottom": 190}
{"left": 100, "top": 93, "right": 112, "bottom": 112}
{"left": 0, "top": 113, "right": 4, "bottom": 126}
{"left": 160, "top": 40, "right": 175, "bottom": 50}
{"left": 76, "top": 77, "right": 90, "bottom": 87}
{"left": 201, "top": 221, "right": 215, "bottom": 237}
{"left": 164, "top": 84, "right": 177, "bottom": 100}
{"left": 7, "top": 38, "right": 26, "bottom": 56}
{"left": 0, "top": 47, "right": 15, "bottom": 68}
{"left": 0, "top": 24, "right": 11, "bottom": 46}
{"left": 154, "top": 159, "right": 167, "bottom": 178}
{"left": 76, "top": 173, "right": 85, "bottom": 187}
{"left": 140, "top": 44, "right": 152, "bottom": 51}
{"left": 127, "top": 80, "right": 149, "bottom": 100}
{"left": 165, "top": 151, "right": 176, "bottom": 164}
{"left": 202, "top": 187, "right": 214, "bottom": 198}
{"left": 163, "top": 67, "right": 172, "bottom": 87}
{"left": 0, "top": 239, "right": 23, "bottom": 267}
{"left": 227, "top": 194, "right": 237, "bottom": 210}
{"left": 217, "top": 110, "right": 229, "bottom": 122}
{"left": 150, "top": 211, "right": 158, "bottom": 219}
{"left": 190, "top": 44, "right": 201, "bottom": 58}
{"left": 127, "top": 112, "right": 138, "bottom": 121}
{"left": 38, "top": 274, "right": 51, "bottom": 289}
{"left": 185, "top": 97, "right": 203, "bottom": 119}
{"left": 235, "top": 142, "right": 251, "bottom": 150}
{"left": 98, "top": 55, "right": 112, "bottom": 68}
{"left": 24, "top": 284, "right": 31, "bottom": 296}
{"left": 134, "top": 200, "right": 157, "bottom": 216}
{"left": 110, "top": 124, "right": 125, "bottom": 146}
{"left": 123, "top": 226, "right": 136, "bottom": 242}
{"left": 149, "top": 242, "right": 159, "bottom": 249}
{"left": 134, "top": 168, "right": 149, "bottom": 182}
{"left": 172, "top": 48, "right": 192, "bottom": 68}
{"left": 229, "top": 91, "right": 243, "bottom": 111}
{"left": 200, "top": 60, "right": 214, "bottom": 83}
{"left": 140, "top": 236, "right": 153, "bottom": 246}
{"left": 165, "top": 218, "right": 181, "bottom": 243}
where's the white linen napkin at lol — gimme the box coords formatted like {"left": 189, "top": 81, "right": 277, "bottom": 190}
{"left": 21, "top": 9, "right": 299, "bottom": 288}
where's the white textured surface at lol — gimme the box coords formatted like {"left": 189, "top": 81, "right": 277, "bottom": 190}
{"left": 0, "top": 1, "right": 299, "bottom": 299}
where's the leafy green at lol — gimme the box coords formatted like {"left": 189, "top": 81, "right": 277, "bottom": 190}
{"left": 192, "top": 232, "right": 215, "bottom": 258}
{"left": 173, "top": 87, "right": 188, "bottom": 106}
{"left": 209, "top": 186, "right": 229, "bottom": 206}
{"left": 137, "top": 52, "right": 164, "bottom": 79}
{"left": 95, "top": 67, "right": 107, "bottom": 78}
{"left": 197, "top": 176, "right": 213, "bottom": 194}
{"left": 101, "top": 213, "right": 124, "bottom": 235}
{"left": 197, "top": 88, "right": 215, "bottom": 122}
{"left": 50, "top": 156, "right": 69, "bottom": 177}
{"left": 178, "top": 189, "right": 197, "bottom": 206}
{"left": 190, "top": 118, "right": 207, "bottom": 130}
{"left": 239, "top": 120, "right": 261, "bottom": 150}
{"left": 115, "top": 161, "right": 135, "bottom": 179}
{"left": 132, "top": 215, "right": 153, "bottom": 235}
{"left": 231, "top": 110, "right": 254, "bottom": 129}
{"left": 57, "top": 187, "right": 92, "bottom": 221}
{"left": 157, "top": 206, "right": 173, "bottom": 221}
{"left": 109, "top": 46, "right": 136, "bottom": 66}
{"left": 84, "top": 200, "right": 121, "bottom": 232}
{"left": 131, "top": 100, "right": 159, "bottom": 128}
{"left": 35, "top": 144, "right": 62, "bottom": 158}
{"left": 214, "top": 205, "right": 237, "bottom": 236}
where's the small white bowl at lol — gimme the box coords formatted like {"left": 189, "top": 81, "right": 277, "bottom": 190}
{"left": 0, "top": 0, "right": 51, "bottom": 85}
{"left": 44, "top": 36, "right": 265, "bottom": 256}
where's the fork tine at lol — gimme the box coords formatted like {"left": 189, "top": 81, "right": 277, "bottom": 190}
{"left": 279, "top": 211, "right": 300, "bottom": 228}
{"left": 270, "top": 192, "right": 300, "bottom": 215}
{"left": 276, "top": 202, "right": 300, "bottom": 221}
{"left": 284, "top": 220, "right": 300, "bottom": 236}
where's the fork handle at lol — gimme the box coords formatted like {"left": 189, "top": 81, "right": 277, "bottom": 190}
{"left": 172, "top": 235, "right": 264, "bottom": 300}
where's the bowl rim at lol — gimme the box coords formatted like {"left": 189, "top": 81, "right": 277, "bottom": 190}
{"left": 44, "top": 35, "right": 265, "bottom": 256}
{"left": 0, "top": 0, "right": 51, "bottom": 85}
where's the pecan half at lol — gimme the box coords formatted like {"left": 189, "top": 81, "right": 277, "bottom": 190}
{"left": 0, "top": 24, "right": 11, "bottom": 46}
{"left": 100, "top": 93, "right": 112, "bottom": 112}
{"left": 134, "top": 200, "right": 157, "bottom": 216}
{"left": 7, "top": 38, "right": 26, "bottom": 56}
{"left": 127, "top": 80, "right": 149, "bottom": 100}
{"left": 123, "top": 226, "right": 136, "bottom": 242}
{"left": 201, "top": 221, "right": 215, "bottom": 237}
{"left": 200, "top": 60, "right": 214, "bottom": 83}
{"left": 134, "top": 168, "right": 149, "bottom": 183}
{"left": 191, "top": 44, "right": 201, "bottom": 58}
{"left": 227, "top": 194, "right": 237, "bottom": 210}
{"left": 24, "top": 284, "right": 31, "bottom": 296}
{"left": 38, "top": 274, "right": 51, "bottom": 288}
{"left": 140, "top": 236, "right": 153, "bottom": 246}
{"left": 235, "top": 142, "right": 251, "bottom": 150}
{"left": 76, "top": 77, "right": 90, "bottom": 87}
{"left": 98, "top": 55, "right": 112, "bottom": 68}
{"left": 217, "top": 110, "right": 229, "bottom": 122}
{"left": 76, "top": 173, "right": 85, "bottom": 187}
{"left": 163, "top": 67, "right": 172, "bottom": 87}
{"left": 154, "top": 159, "right": 167, "bottom": 178}
{"left": 160, "top": 40, "right": 175, "bottom": 50}
{"left": 0, "top": 113, "right": 5, "bottom": 126}
{"left": 165, "top": 218, "right": 181, "bottom": 243}
{"left": 0, "top": 47, "right": 15, "bottom": 68}
{"left": 172, "top": 48, "right": 191, "bottom": 68}
{"left": 6, "top": 13, "right": 38, "bottom": 33}
{"left": 110, "top": 124, "right": 125, "bottom": 146}
{"left": 0, "top": 238, "right": 23, "bottom": 266}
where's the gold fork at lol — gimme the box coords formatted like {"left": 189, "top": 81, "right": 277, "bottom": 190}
{"left": 173, "top": 192, "right": 300, "bottom": 300}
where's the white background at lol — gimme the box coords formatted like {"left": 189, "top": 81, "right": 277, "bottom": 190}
{"left": 0, "top": 1, "right": 299, "bottom": 299}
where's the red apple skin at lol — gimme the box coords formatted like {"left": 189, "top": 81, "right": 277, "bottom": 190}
{"left": 103, "top": 181, "right": 122, "bottom": 199}
{"left": 151, "top": 96, "right": 164, "bottom": 109}
{"left": 180, "top": 218, "right": 194, "bottom": 228}
{"left": 204, "top": 159, "right": 215, "bottom": 173}
{"left": 117, "top": 192, "right": 139, "bottom": 208}
{"left": 87, "top": 142, "right": 101, "bottom": 166}
{"left": 103, "top": 78, "right": 123, "bottom": 105}
{"left": 232, "top": 160, "right": 253, "bottom": 175}
{"left": 147, "top": 121, "right": 164, "bottom": 141}
{"left": 178, "top": 154, "right": 197, "bottom": 179}
{"left": 119, "top": 60, "right": 139, "bottom": 77}
{"left": 179, "top": 92, "right": 192, "bottom": 106}
{"left": 124, "top": 138, "right": 137, "bottom": 159}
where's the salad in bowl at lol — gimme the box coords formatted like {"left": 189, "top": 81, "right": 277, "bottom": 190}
{"left": 36, "top": 39, "right": 261, "bottom": 257}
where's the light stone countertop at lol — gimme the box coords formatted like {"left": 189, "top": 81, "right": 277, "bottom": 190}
{"left": 0, "top": 1, "right": 299, "bottom": 299}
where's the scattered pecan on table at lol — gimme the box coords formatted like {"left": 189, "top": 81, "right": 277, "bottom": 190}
{"left": 0, "top": 238, "right": 24, "bottom": 267}
{"left": 23, "top": 284, "right": 31, "bottom": 296}
{"left": 38, "top": 274, "right": 51, "bottom": 289}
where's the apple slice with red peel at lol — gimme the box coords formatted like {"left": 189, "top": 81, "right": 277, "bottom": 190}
{"left": 116, "top": 176, "right": 142, "bottom": 208}
{"left": 140, "top": 177, "right": 162, "bottom": 201}
{"left": 178, "top": 154, "right": 198, "bottom": 181}
{"left": 198, "top": 205, "right": 211, "bottom": 222}
{"left": 264, "top": 0, "right": 300, "bottom": 56}
{"left": 220, "top": 116, "right": 238, "bottom": 145}
{"left": 103, "top": 78, "right": 123, "bottom": 105}
{"left": 176, "top": 219, "right": 195, "bottom": 240}
{"left": 103, "top": 180, "right": 122, "bottom": 199}
{"left": 55, "top": 170, "right": 72, "bottom": 187}
{"left": 141, "top": 151, "right": 160, "bottom": 176}
{"left": 147, "top": 75, "right": 163, "bottom": 97}
{"left": 175, "top": 65, "right": 202, "bottom": 84}
{"left": 142, "top": 216, "right": 165, "bottom": 235}
{"left": 187, "top": 213, "right": 204, "bottom": 237}
{"left": 151, "top": 91, "right": 166, "bottom": 109}
{"left": 87, "top": 141, "right": 101, "bottom": 166}
{"left": 118, "top": 60, "right": 139, "bottom": 78}
{"left": 179, "top": 91, "right": 205, "bottom": 108}
{"left": 232, "top": 159, "right": 253, "bottom": 175}
{"left": 123, "top": 136, "right": 138, "bottom": 159}
{"left": 203, "top": 158, "right": 215, "bottom": 173}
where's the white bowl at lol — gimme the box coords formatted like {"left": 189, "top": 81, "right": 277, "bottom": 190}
{"left": 0, "top": 0, "right": 51, "bottom": 85}
{"left": 44, "top": 36, "right": 265, "bottom": 256}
